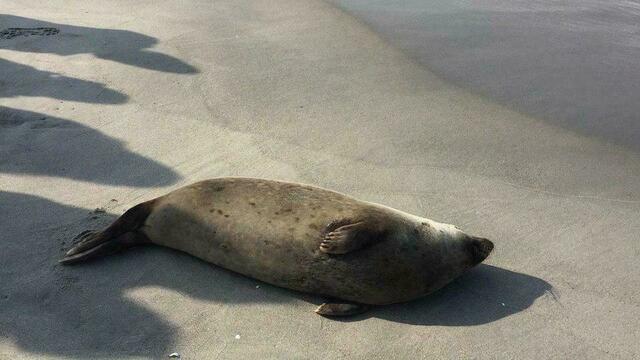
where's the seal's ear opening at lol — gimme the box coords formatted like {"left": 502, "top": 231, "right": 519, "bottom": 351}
{"left": 468, "top": 236, "right": 494, "bottom": 265}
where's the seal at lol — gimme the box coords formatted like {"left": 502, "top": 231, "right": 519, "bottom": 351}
{"left": 60, "top": 177, "right": 494, "bottom": 316}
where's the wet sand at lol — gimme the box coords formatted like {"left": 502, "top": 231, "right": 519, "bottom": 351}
{"left": 331, "top": 0, "right": 640, "bottom": 151}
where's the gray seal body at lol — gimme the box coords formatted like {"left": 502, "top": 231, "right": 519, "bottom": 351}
{"left": 61, "top": 177, "right": 494, "bottom": 315}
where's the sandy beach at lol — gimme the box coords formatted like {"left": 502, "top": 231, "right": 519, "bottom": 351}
{"left": 1, "top": 0, "right": 639, "bottom": 358}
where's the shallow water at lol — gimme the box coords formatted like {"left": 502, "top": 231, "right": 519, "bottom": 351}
{"left": 330, "top": 0, "right": 640, "bottom": 150}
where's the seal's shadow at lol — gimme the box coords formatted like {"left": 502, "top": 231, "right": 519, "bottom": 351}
{"left": 325, "top": 264, "right": 554, "bottom": 325}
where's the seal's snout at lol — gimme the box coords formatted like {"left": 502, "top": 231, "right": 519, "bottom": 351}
{"left": 468, "top": 236, "right": 494, "bottom": 265}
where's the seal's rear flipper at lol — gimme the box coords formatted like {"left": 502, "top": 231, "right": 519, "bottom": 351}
{"left": 315, "top": 302, "right": 370, "bottom": 317}
{"left": 59, "top": 231, "right": 147, "bottom": 265}
{"left": 59, "top": 200, "right": 154, "bottom": 265}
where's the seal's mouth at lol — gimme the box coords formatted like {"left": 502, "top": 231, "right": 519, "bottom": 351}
{"left": 468, "top": 236, "right": 494, "bottom": 265}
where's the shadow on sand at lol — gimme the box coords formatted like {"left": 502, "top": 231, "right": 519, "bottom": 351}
{"left": 0, "top": 191, "right": 553, "bottom": 357}
{"left": 0, "top": 58, "right": 128, "bottom": 104}
{"left": 0, "top": 106, "right": 180, "bottom": 187}
{"left": 0, "top": 14, "right": 198, "bottom": 74}
{"left": 328, "top": 264, "right": 554, "bottom": 325}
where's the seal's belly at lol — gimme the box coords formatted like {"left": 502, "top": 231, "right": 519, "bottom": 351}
{"left": 141, "top": 178, "right": 430, "bottom": 304}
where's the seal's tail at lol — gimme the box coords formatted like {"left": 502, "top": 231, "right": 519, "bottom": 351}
{"left": 59, "top": 200, "right": 155, "bottom": 265}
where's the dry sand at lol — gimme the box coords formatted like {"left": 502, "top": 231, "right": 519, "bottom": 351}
{"left": 1, "top": 0, "right": 639, "bottom": 358}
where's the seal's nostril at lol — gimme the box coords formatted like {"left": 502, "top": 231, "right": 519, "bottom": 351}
{"left": 469, "top": 237, "right": 494, "bottom": 264}
{"left": 482, "top": 238, "right": 494, "bottom": 254}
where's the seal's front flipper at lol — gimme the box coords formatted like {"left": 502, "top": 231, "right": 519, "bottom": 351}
{"left": 315, "top": 302, "right": 370, "bottom": 317}
{"left": 320, "top": 216, "right": 387, "bottom": 254}
{"left": 320, "top": 221, "right": 366, "bottom": 254}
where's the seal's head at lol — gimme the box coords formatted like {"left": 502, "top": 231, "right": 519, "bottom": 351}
{"left": 414, "top": 218, "right": 494, "bottom": 268}
{"left": 402, "top": 218, "right": 495, "bottom": 296}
